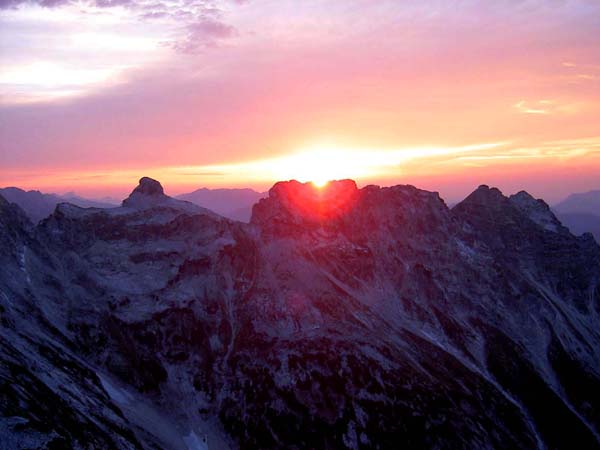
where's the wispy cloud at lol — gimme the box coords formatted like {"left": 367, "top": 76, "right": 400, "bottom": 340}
{"left": 560, "top": 60, "right": 600, "bottom": 84}
{"left": 514, "top": 100, "right": 552, "bottom": 115}
{"left": 513, "top": 99, "right": 581, "bottom": 115}
{"left": 0, "top": 0, "right": 241, "bottom": 101}
{"left": 444, "top": 137, "right": 600, "bottom": 166}
{"left": 51, "top": 142, "right": 511, "bottom": 189}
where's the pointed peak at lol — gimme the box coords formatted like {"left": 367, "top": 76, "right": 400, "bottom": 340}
{"left": 475, "top": 184, "right": 503, "bottom": 196}
{"left": 118, "top": 176, "right": 213, "bottom": 217}
{"left": 509, "top": 190, "right": 553, "bottom": 214}
{"left": 461, "top": 184, "right": 507, "bottom": 206}
{"left": 122, "top": 177, "right": 168, "bottom": 208}
{"left": 510, "top": 190, "right": 536, "bottom": 202}
{"left": 509, "top": 190, "right": 543, "bottom": 211}
{"left": 133, "top": 177, "right": 164, "bottom": 196}
{"left": 509, "top": 191, "right": 563, "bottom": 232}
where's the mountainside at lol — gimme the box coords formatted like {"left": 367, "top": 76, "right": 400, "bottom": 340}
{"left": 0, "top": 187, "right": 118, "bottom": 224}
{"left": 1, "top": 177, "right": 600, "bottom": 449}
{"left": 176, "top": 188, "right": 265, "bottom": 222}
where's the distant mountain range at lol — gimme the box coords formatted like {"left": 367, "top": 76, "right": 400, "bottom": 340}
{"left": 0, "top": 186, "right": 266, "bottom": 224}
{"left": 175, "top": 187, "right": 266, "bottom": 222}
{"left": 0, "top": 187, "right": 118, "bottom": 224}
{"left": 554, "top": 190, "right": 600, "bottom": 214}
{"left": 551, "top": 190, "right": 600, "bottom": 242}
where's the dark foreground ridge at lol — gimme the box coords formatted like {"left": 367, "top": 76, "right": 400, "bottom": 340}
{"left": 1, "top": 178, "right": 599, "bottom": 449}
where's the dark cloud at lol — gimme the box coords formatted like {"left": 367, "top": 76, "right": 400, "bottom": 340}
{"left": 0, "top": 0, "right": 70, "bottom": 7}
{"left": 0, "top": 0, "right": 230, "bottom": 14}
{"left": 139, "top": 10, "right": 169, "bottom": 19}
{"left": 169, "top": 19, "right": 237, "bottom": 53}
{"left": 0, "top": 0, "right": 30, "bottom": 8}
{"left": 188, "top": 19, "right": 236, "bottom": 39}
{"left": 39, "top": 0, "right": 70, "bottom": 6}
{"left": 94, "top": 0, "right": 134, "bottom": 7}
{"left": 0, "top": 0, "right": 238, "bottom": 53}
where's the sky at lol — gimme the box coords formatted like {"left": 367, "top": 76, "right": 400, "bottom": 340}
{"left": 0, "top": 0, "right": 599, "bottom": 203}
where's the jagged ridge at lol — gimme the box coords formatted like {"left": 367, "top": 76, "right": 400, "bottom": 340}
{"left": 1, "top": 179, "right": 599, "bottom": 450}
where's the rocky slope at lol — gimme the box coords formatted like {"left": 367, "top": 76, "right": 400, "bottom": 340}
{"left": 1, "top": 177, "right": 599, "bottom": 449}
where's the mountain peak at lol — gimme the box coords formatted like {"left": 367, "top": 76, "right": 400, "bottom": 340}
{"left": 454, "top": 185, "right": 567, "bottom": 234}
{"left": 122, "top": 177, "right": 168, "bottom": 208}
{"left": 473, "top": 184, "right": 505, "bottom": 200}
{"left": 270, "top": 179, "right": 357, "bottom": 201}
{"left": 118, "top": 177, "right": 214, "bottom": 218}
{"left": 455, "top": 184, "right": 509, "bottom": 211}
{"left": 251, "top": 179, "right": 359, "bottom": 226}
{"left": 133, "top": 177, "right": 164, "bottom": 196}
{"left": 509, "top": 190, "right": 564, "bottom": 232}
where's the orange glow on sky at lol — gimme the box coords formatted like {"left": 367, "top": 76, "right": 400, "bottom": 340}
{"left": 0, "top": 1, "right": 599, "bottom": 203}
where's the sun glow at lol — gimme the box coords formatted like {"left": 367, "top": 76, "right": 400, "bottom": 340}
{"left": 226, "top": 143, "right": 506, "bottom": 186}
{"left": 1, "top": 142, "right": 524, "bottom": 196}
{"left": 312, "top": 179, "right": 329, "bottom": 188}
{"left": 267, "top": 148, "right": 372, "bottom": 186}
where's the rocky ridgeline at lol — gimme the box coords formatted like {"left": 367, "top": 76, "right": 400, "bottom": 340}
{"left": 1, "top": 177, "right": 599, "bottom": 449}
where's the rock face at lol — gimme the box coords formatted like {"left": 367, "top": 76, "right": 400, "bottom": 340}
{"left": 1, "top": 179, "right": 600, "bottom": 449}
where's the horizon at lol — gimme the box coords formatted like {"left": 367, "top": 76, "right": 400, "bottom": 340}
{"left": 1, "top": 1, "right": 600, "bottom": 203}
{"left": 2, "top": 174, "right": 599, "bottom": 208}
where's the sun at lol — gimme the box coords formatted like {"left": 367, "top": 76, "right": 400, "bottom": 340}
{"left": 274, "top": 147, "right": 363, "bottom": 187}
{"left": 243, "top": 145, "right": 381, "bottom": 187}
{"left": 311, "top": 178, "right": 329, "bottom": 188}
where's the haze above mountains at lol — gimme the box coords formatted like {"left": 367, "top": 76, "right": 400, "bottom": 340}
{"left": 1, "top": 185, "right": 598, "bottom": 242}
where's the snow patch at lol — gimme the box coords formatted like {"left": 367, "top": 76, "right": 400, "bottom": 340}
{"left": 18, "top": 247, "right": 31, "bottom": 284}
{"left": 98, "top": 374, "right": 133, "bottom": 405}
{"left": 183, "top": 431, "right": 209, "bottom": 450}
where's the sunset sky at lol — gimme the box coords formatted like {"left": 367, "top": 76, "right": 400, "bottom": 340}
{"left": 1, "top": 0, "right": 599, "bottom": 202}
